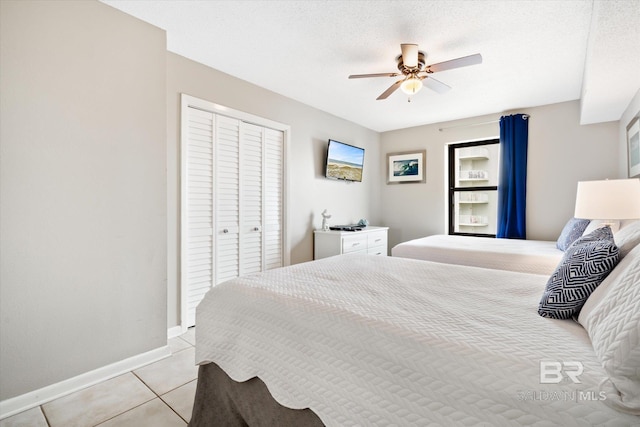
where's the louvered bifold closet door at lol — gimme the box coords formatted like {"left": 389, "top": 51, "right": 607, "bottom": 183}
{"left": 184, "top": 108, "right": 215, "bottom": 327}
{"left": 240, "top": 123, "right": 264, "bottom": 275}
{"left": 264, "top": 128, "right": 284, "bottom": 270}
{"left": 215, "top": 116, "right": 241, "bottom": 284}
{"left": 182, "top": 95, "right": 287, "bottom": 330}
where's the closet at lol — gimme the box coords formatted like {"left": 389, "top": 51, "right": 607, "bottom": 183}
{"left": 181, "top": 95, "right": 288, "bottom": 328}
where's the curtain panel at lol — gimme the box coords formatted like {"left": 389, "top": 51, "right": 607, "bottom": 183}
{"left": 497, "top": 114, "right": 529, "bottom": 239}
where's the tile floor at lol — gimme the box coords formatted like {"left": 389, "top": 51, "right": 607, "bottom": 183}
{"left": 0, "top": 328, "right": 198, "bottom": 427}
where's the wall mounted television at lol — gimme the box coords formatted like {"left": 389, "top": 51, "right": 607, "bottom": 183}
{"left": 325, "top": 139, "right": 365, "bottom": 182}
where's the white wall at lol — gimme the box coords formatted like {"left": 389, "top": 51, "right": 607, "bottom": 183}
{"left": 380, "top": 100, "right": 619, "bottom": 249}
{"left": 1, "top": 0, "right": 633, "bottom": 407}
{"left": 0, "top": 1, "right": 167, "bottom": 400}
{"left": 618, "top": 88, "right": 640, "bottom": 178}
{"left": 166, "top": 53, "right": 381, "bottom": 329}
{"left": 379, "top": 113, "right": 499, "bottom": 247}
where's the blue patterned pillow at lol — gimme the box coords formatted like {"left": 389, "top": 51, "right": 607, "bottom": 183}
{"left": 556, "top": 217, "right": 591, "bottom": 251}
{"left": 539, "top": 226, "right": 619, "bottom": 319}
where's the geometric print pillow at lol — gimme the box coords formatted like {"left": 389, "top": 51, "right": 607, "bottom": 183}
{"left": 538, "top": 226, "right": 619, "bottom": 319}
{"left": 556, "top": 217, "right": 591, "bottom": 250}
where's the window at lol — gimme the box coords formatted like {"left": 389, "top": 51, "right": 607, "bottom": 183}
{"left": 448, "top": 139, "right": 500, "bottom": 237}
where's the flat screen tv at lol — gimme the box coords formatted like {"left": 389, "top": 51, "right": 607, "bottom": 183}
{"left": 325, "top": 139, "right": 365, "bottom": 182}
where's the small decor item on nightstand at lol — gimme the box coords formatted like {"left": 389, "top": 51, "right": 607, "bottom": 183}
{"left": 358, "top": 219, "right": 369, "bottom": 227}
{"left": 321, "top": 209, "right": 332, "bottom": 231}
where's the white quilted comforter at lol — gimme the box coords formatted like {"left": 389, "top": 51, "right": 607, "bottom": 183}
{"left": 391, "top": 234, "right": 564, "bottom": 275}
{"left": 195, "top": 255, "right": 638, "bottom": 426}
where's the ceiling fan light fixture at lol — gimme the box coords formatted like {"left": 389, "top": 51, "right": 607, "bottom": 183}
{"left": 348, "top": 44, "right": 480, "bottom": 100}
{"left": 400, "top": 76, "right": 423, "bottom": 95}
{"left": 400, "top": 43, "right": 419, "bottom": 68}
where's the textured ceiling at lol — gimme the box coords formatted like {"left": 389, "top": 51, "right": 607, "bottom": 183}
{"left": 102, "top": 0, "right": 640, "bottom": 132}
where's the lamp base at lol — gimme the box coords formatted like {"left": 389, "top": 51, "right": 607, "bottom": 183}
{"left": 597, "top": 220, "right": 620, "bottom": 234}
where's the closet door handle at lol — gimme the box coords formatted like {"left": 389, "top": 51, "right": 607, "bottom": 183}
{"left": 253, "top": 227, "right": 260, "bottom": 232}
{"left": 223, "top": 229, "right": 229, "bottom": 234}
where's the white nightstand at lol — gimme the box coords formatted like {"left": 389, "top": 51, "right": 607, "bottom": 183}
{"left": 313, "top": 226, "right": 389, "bottom": 260}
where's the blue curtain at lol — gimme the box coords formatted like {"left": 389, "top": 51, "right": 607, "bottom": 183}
{"left": 497, "top": 114, "right": 528, "bottom": 239}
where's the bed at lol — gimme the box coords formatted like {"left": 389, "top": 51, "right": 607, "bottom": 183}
{"left": 190, "top": 242, "right": 640, "bottom": 426}
{"left": 391, "top": 234, "right": 564, "bottom": 274}
{"left": 391, "top": 219, "right": 640, "bottom": 275}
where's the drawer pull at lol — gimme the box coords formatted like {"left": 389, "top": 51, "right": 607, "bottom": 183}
{"left": 352, "top": 242, "right": 360, "bottom": 246}
{"left": 375, "top": 238, "right": 382, "bottom": 243}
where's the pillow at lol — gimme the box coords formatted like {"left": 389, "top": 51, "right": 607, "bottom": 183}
{"left": 583, "top": 219, "right": 621, "bottom": 235}
{"left": 556, "top": 217, "right": 590, "bottom": 250}
{"left": 538, "top": 226, "right": 619, "bottom": 319}
{"left": 578, "top": 244, "right": 640, "bottom": 414}
{"left": 620, "top": 219, "right": 639, "bottom": 229}
{"left": 613, "top": 219, "right": 640, "bottom": 260}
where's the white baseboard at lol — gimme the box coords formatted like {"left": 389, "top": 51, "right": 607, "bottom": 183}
{"left": 0, "top": 345, "right": 171, "bottom": 420}
{"left": 167, "top": 325, "right": 185, "bottom": 339}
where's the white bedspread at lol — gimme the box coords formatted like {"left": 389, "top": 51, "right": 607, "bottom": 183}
{"left": 392, "top": 234, "right": 564, "bottom": 275}
{"left": 195, "top": 255, "right": 638, "bottom": 426}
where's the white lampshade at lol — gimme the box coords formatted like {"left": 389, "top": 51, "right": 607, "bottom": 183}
{"left": 400, "top": 77, "right": 423, "bottom": 95}
{"left": 574, "top": 178, "right": 640, "bottom": 219}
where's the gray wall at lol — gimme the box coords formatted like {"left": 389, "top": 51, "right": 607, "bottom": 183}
{"left": 1, "top": 0, "right": 635, "bottom": 406}
{"left": 166, "top": 53, "right": 382, "bottom": 329}
{"left": 0, "top": 1, "right": 167, "bottom": 400}
{"left": 380, "top": 100, "right": 619, "bottom": 249}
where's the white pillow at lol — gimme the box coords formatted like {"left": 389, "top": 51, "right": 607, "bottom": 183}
{"left": 578, "top": 244, "right": 640, "bottom": 414}
{"left": 613, "top": 219, "right": 640, "bottom": 260}
{"left": 620, "top": 219, "right": 639, "bottom": 229}
{"left": 583, "top": 219, "right": 621, "bottom": 235}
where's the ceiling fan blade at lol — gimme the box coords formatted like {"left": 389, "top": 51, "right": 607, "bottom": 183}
{"left": 425, "top": 53, "right": 482, "bottom": 73}
{"left": 348, "top": 72, "right": 400, "bottom": 79}
{"left": 400, "top": 43, "right": 419, "bottom": 68}
{"left": 421, "top": 75, "right": 451, "bottom": 94}
{"left": 377, "top": 80, "right": 403, "bottom": 100}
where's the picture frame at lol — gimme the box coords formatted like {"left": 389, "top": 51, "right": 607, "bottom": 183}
{"left": 627, "top": 114, "right": 640, "bottom": 178}
{"left": 386, "top": 150, "right": 426, "bottom": 184}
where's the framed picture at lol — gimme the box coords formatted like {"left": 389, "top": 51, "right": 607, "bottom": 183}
{"left": 627, "top": 114, "right": 640, "bottom": 178}
{"left": 386, "top": 150, "right": 426, "bottom": 184}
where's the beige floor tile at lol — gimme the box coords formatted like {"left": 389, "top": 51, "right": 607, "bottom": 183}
{"left": 41, "top": 372, "right": 155, "bottom": 427}
{"left": 0, "top": 406, "right": 48, "bottom": 427}
{"left": 179, "top": 327, "right": 195, "bottom": 346}
{"left": 96, "top": 398, "right": 186, "bottom": 427}
{"left": 160, "top": 379, "right": 197, "bottom": 422}
{"left": 134, "top": 347, "right": 197, "bottom": 395}
{"left": 168, "top": 336, "right": 191, "bottom": 354}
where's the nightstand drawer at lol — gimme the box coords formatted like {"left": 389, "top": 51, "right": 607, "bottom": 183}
{"left": 342, "top": 234, "right": 368, "bottom": 253}
{"left": 367, "top": 246, "right": 386, "bottom": 256}
{"left": 367, "top": 231, "right": 387, "bottom": 249}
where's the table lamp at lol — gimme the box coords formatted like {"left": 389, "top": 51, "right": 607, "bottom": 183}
{"left": 574, "top": 178, "right": 640, "bottom": 229}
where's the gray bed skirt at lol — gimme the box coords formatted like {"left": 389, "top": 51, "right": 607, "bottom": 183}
{"left": 189, "top": 362, "right": 325, "bottom": 427}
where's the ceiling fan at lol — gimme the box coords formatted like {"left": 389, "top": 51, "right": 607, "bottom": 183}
{"left": 349, "top": 44, "right": 482, "bottom": 101}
